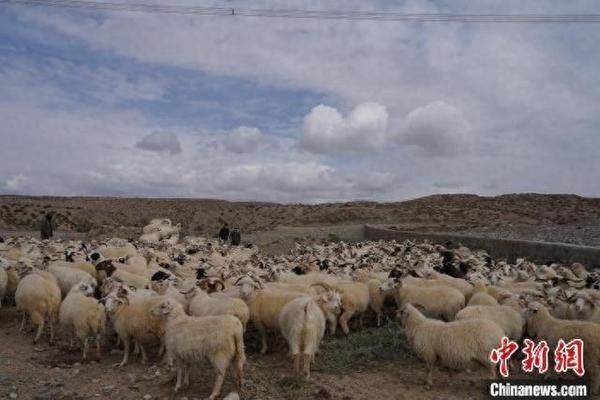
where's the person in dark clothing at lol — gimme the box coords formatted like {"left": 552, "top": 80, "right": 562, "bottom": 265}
{"left": 230, "top": 228, "right": 241, "bottom": 246}
{"left": 40, "top": 212, "right": 54, "bottom": 240}
{"left": 218, "top": 223, "right": 230, "bottom": 242}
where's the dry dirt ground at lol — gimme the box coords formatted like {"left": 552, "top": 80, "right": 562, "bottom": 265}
{"left": 1, "top": 305, "right": 503, "bottom": 400}
{"left": 2, "top": 193, "right": 600, "bottom": 399}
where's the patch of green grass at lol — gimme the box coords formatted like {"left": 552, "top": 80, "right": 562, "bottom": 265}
{"left": 327, "top": 233, "right": 340, "bottom": 242}
{"left": 277, "top": 375, "right": 306, "bottom": 390}
{"left": 315, "top": 322, "right": 416, "bottom": 373}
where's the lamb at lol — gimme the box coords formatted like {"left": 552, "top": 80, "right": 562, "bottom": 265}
{"left": 150, "top": 298, "right": 245, "bottom": 399}
{"left": 353, "top": 274, "right": 392, "bottom": 327}
{"left": 15, "top": 269, "right": 61, "bottom": 344}
{"left": 383, "top": 278, "right": 465, "bottom": 321}
{"left": 335, "top": 281, "right": 370, "bottom": 335}
{"left": 455, "top": 305, "right": 524, "bottom": 340}
{"left": 526, "top": 302, "right": 600, "bottom": 394}
{"left": 185, "top": 286, "right": 250, "bottom": 332}
{"left": 59, "top": 281, "right": 106, "bottom": 360}
{"left": 48, "top": 262, "right": 97, "bottom": 297}
{"left": 104, "top": 288, "right": 168, "bottom": 367}
{"left": 399, "top": 303, "right": 503, "bottom": 386}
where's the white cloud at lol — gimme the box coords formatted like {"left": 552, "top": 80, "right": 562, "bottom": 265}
{"left": 4, "top": 174, "right": 28, "bottom": 191}
{"left": 301, "top": 102, "right": 388, "bottom": 153}
{"left": 396, "top": 101, "right": 471, "bottom": 157}
{"left": 135, "top": 132, "right": 182, "bottom": 155}
{"left": 222, "top": 126, "right": 265, "bottom": 154}
{"left": 2, "top": 1, "right": 600, "bottom": 201}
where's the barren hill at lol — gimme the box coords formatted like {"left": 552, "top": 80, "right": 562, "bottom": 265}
{"left": 1, "top": 193, "right": 599, "bottom": 244}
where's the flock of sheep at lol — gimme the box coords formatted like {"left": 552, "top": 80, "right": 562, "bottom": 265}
{"left": 1, "top": 217, "right": 600, "bottom": 399}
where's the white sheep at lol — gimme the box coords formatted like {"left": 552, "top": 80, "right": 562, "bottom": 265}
{"left": 335, "top": 281, "right": 370, "bottom": 335}
{"left": 59, "top": 281, "right": 106, "bottom": 360}
{"left": 185, "top": 286, "right": 250, "bottom": 332}
{"left": 466, "top": 282, "right": 498, "bottom": 306}
{"left": 15, "top": 269, "right": 61, "bottom": 344}
{"left": 455, "top": 305, "right": 524, "bottom": 340}
{"left": 383, "top": 278, "right": 465, "bottom": 321}
{"left": 399, "top": 303, "right": 503, "bottom": 386}
{"left": 150, "top": 298, "right": 245, "bottom": 399}
{"left": 527, "top": 302, "right": 600, "bottom": 394}
{"left": 423, "top": 270, "right": 473, "bottom": 300}
{"left": 236, "top": 276, "right": 309, "bottom": 354}
{"left": 0, "top": 257, "right": 9, "bottom": 307}
{"left": 278, "top": 296, "right": 330, "bottom": 378}
{"left": 47, "top": 262, "right": 97, "bottom": 297}
{"left": 104, "top": 288, "right": 168, "bottom": 367}
{"left": 568, "top": 292, "right": 600, "bottom": 323}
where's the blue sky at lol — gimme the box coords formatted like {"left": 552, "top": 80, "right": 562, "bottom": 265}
{"left": 1, "top": 0, "right": 599, "bottom": 202}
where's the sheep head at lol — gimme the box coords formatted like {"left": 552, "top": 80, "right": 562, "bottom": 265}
{"left": 95, "top": 260, "right": 116, "bottom": 277}
{"left": 151, "top": 298, "right": 179, "bottom": 319}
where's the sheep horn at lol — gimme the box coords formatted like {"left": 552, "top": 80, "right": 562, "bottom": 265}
{"left": 212, "top": 279, "right": 226, "bottom": 291}
{"left": 233, "top": 276, "right": 245, "bottom": 286}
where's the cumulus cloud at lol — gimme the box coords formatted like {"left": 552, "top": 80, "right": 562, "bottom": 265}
{"left": 396, "top": 101, "right": 471, "bottom": 157}
{"left": 3, "top": 174, "right": 28, "bottom": 191}
{"left": 301, "top": 102, "right": 388, "bottom": 153}
{"left": 222, "top": 126, "right": 265, "bottom": 154}
{"left": 135, "top": 132, "right": 182, "bottom": 155}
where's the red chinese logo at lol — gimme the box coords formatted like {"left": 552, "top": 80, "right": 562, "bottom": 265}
{"left": 554, "top": 339, "right": 585, "bottom": 377}
{"left": 490, "top": 337, "right": 585, "bottom": 378}
{"left": 490, "top": 336, "right": 519, "bottom": 377}
{"left": 521, "top": 339, "right": 549, "bottom": 374}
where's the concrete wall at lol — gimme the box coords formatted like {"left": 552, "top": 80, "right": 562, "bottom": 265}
{"left": 364, "top": 225, "right": 600, "bottom": 269}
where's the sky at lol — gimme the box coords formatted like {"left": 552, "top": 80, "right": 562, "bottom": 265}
{"left": 0, "top": 0, "right": 599, "bottom": 203}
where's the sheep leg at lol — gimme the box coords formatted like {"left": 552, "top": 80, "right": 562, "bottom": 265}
{"left": 48, "top": 320, "right": 55, "bottom": 345}
{"left": 139, "top": 343, "right": 148, "bottom": 365}
{"left": 95, "top": 335, "right": 102, "bottom": 359}
{"left": 425, "top": 361, "right": 434, "bottom": 387}
{"left": 69, "top": 338, "right": 75, "bottom": 352}
{"left": 255, "top": 322, "right": 268, "bottom": 354}
{"left": 292, "top": 353, "right": 301, "bottom": 373}
{"left": 302, "top": 353, "right": 312, "bottom": 379}
{"left": 327, "top": 316, "right": 337, "bottom": 336}
{"left": 376, "top": 313, "right": 381, "bottom": 328}
{"left": 208, "top": 370, "right": 226, "bottom": 400}
{"left": 82, "top": 337, "right": 89, "bottom": 360}
{"left": 174, "top": 361, "right": 184, "bottom": 393}
{"left": 19, "top": 312, "right": 27, "bottom": 332}
{"left": 33, "top": 317, "right": 45, "bottom": 344}
{"left": 115, "top": 337, "right": 130, "bottom": 368}
{"left": 183, "top": 363, "right": 191, "bottom": 388}
{"left": 339, "top": 310, "right": 355, "bottom": 336}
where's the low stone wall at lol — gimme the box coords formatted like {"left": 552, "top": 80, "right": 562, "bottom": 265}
{"left": 364, "top": 225, "right": 600, "bottom": 268}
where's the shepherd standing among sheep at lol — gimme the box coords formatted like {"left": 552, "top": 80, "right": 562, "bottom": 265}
{"left": 40, "top": 212, "right": 54, "bottom": 240}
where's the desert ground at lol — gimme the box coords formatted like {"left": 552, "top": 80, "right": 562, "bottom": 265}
{"left": 1, "top": 193, "right": 599, "bottom": 400}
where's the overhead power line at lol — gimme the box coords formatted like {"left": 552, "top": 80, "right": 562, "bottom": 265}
{"left": 2, "top": 0, "right": 600, "bottom": 23}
